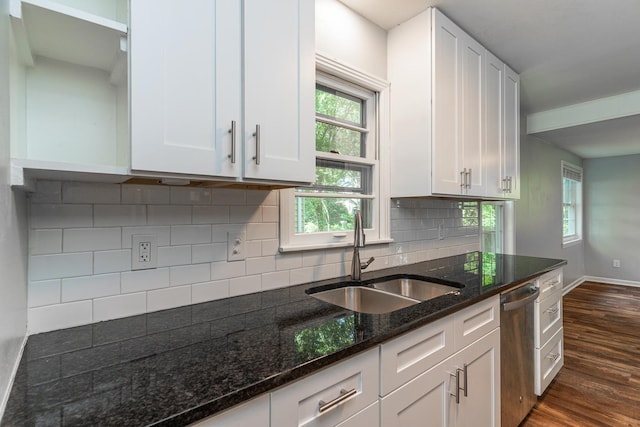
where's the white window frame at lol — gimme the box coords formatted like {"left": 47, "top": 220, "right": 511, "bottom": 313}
{"left": 480, "top": 200, "right": 515, "bottom": 254}
{"left": 561, "top": 161, "right": 583, "bottom": 247}
{"left": 279, "top": 54, "right": 391, "bottom": 251}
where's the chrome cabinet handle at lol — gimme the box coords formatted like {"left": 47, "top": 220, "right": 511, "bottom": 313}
{"left": 546, "top": 306, "right": 560, "bottom": 315}
{"left": 546, "top": 352, "right": 560, "bottom": 361}
{"left": 462, "top": 364, "right": 468, "bottom": 397}
{"left": 467, "top": 169, "right": 472, "bottom": 189}
{"left": 460, "top": 169, "right": 466, "bottom": 190}
{"left": 228, "top": 120, "right": 237, "bottom": 164}
{"left": 318, "top": 388, "right": 357, "bottom": 413}
{"left": 508, "top": 176, "right": 513, "bottom": 193}
{"left": 450, "top": 369, "right": 461, "bottom": 404}
{"left": 252, "top": 124, "right": 261, "bottom": 165}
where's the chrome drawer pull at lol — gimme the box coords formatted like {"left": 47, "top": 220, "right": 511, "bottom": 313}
{"left": 449, "top": 368, "right": 464, "bottom": 404}
{"left": 228, "top": 120, "right": 237, "bottom": 164}
{"left": 253, "top": 124, "right": 261, "bottom": 165}
{"left": 546, "top": 306, "right": 560, "bottom": 315}
{"left": 318, "top": 388, "right": 357, "bottom": 413}
{"left": 546, "top": 352, "right": 560, "bottom": 361}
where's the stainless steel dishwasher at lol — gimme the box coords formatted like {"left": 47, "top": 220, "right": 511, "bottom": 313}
{"left": 500, "top": 281, "right": 540, "bottom": 427}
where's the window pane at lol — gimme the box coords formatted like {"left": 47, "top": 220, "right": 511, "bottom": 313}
{"left": 299, "top": 160, "right": 371, "bottom": 194}
{"left": 315, "top": 121, "right": 365, "bottom": 157}
{"left": 316, "top": 85, "right": 363, "bottom": 126}
{"left": 294, "top": 197, "right": 372, "bottom": 233}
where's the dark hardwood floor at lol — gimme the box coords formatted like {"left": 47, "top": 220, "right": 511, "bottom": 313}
{"left": 521, "top": 281, "right": 640, "bottom": 427}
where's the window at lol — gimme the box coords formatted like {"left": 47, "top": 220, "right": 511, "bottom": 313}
{"left": 280, "top": 57, "right": 390, "bottom": 251}
{"left": 562, "top": 161, "right": 583, "bottom": 246}
{"left": 481, "top": 201, "right": 515, "bottom": 254}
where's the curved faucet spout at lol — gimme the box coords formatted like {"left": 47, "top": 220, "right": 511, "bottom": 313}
{"left": 351, "top": 211, "right": 374, "bottom": 281}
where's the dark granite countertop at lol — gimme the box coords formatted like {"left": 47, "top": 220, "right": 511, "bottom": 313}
{"left": 1, "top": 252, "right": 566, "bottom": 426}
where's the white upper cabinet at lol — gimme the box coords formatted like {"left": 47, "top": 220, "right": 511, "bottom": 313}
{"left": 130, "top": 0, "right": 241, "bottom": 179}
{"left": 389, "top": 7, "right": 519, "bottom": 199}
{"left": 130, "top": 0, "right": 315, "bottom": 185}
{"left": 503, "top": 66, "right": 520, "bottom": 198}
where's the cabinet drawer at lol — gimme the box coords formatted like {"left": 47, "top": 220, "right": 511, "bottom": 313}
{"left": 190, "top": 395, "right": 269, "bottom": 426}
{"left": 271, "top": 347, "right": 379, "bottom": 427}
{"left": 535, "top": 327, "right": 564, "bottom": 395}
{"left": 537, "top": 269, "right": 563, "bottom": 301}
{"left": 380, "top": 316, "right": 454, "bottom": 396}
{"left": 454, "top": 295, "right": 500, "bottom": 351}
{"left": 535, "top": 295, "right": 562, "bottom": 348}
{"left": 336, "top": 402, "right": 379, "bottom": 427}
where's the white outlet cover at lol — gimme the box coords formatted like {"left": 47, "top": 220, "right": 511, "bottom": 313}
{"left": 132, "top": 234, "right": 157, "bottom": 270}
{"left": 227, "top": 232, "right": 246, "bottom": 262}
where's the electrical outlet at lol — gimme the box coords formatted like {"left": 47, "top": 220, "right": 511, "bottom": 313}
{"left": 613, "top": 259, "right": 621, "bottom": 268}
{"left": 227, "top": 232, "right": 246, "bottom": 261}
{"left": 132, "top": 235, "right": 157, "bottom": 270}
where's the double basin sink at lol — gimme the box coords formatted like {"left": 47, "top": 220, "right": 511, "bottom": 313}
{"left": 307, "top": 275, "right": 463, "bottom": 314}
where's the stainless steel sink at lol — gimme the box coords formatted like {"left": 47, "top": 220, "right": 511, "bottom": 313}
{"left": 309, "top": 286, "right": 418, "bottom": 314}
{"left": 370, "top": 277, "right": 461, "bottom": 301}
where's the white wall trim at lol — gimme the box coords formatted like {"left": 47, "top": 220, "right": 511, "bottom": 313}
{"left": 583, "top": 276, "right": 640, "bottom": 288}
{"left": 564, "top": 275, "right": 640, "bottom": 296}
{"left": 0, "top": 334, "right": 27, "bottom": 420}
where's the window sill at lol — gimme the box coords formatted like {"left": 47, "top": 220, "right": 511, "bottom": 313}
{"left": 279, "top": 238, "right": 394, "bottom": 253}
{"left": 562, "top": 237, "right": 582, "bottom": 248}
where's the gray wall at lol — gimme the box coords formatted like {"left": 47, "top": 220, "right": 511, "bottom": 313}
{"left": 0, "top": 0, "right": 28, "bottom": 415}
{"left": 515, "top": 133, "right": 585, "bottom": 287}
{"left": 583, "top": 155, "right": 640, "bottom": 282}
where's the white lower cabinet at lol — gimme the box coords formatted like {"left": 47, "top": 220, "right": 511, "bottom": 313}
{"left": 336, "top": 402, "right": 380, "bottom": 427}
{"left": 190, "top": 395, "right": 269, "bottom": 426}
{"left": 271, "top": 347, "right": 379, "bottom": 427}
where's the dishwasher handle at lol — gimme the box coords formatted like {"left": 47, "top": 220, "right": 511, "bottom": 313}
{"left": 502, "top": 287, "right": 540, "bottom": 311}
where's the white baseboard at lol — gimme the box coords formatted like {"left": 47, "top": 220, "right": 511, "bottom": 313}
{"left": 583, "top": 276, "right": 640, "bottom": 288}
{"left": 0, "top": 334, "right": 27, "bottom": 422}
{"left": 564, "top": 275, "right": 640, "bottom": 295}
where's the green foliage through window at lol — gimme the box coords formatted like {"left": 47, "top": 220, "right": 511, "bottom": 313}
{"left": 294, "top": 315, "right": 356, "bottom": 361}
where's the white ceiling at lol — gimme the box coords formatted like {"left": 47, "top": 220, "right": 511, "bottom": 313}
{"left": 338, "top": 0, "right": 640, "bottom": 159}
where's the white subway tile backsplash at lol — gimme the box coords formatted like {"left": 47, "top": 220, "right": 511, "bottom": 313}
{"left": 192, "top": 243, "right": 227, "bottom": 264}
{"left": 229, "top": 206, "right": 262, "bottom": 223}
{"left": 211, "top": 260, "right": 245, "bottom": 280}
{"left": 94, "top": 205, "right": 146, "bottom": 227}
{"left": 63, "top": 228, "right": 121, "bottom": 252}
{"left": 246, "top": 256, "right": 275, "bottom": 275}
{"left": 157, "top": 245, "right": 192, "bottom": 267}
{"left": 61, "top": 273, "right": 120, "bottom": 302}
{"left": 148, "top": 205, "right": 191, "bottom": 225}
{"left": 31, "top": 204, "right": 93, "bottom": 229}
{"left": 246, "top": 189, "right": 277, "bottom": 206}
{"left": 30, "top": 252, "right": 93, "bottom": 281}
{"left": 170, "top": 263, "right": 210, "bottom": 286}
{"left": 31, "top": 180, "right": 62, "bottom": 203}
{"left": 193, "top": 206, "right": 229, "bottom": 224}
{"left": 246, "top": 223, "right": 276, "bottom": 240}
{"left": 122, "top": 184, "right": 171, "bottom": 204}
{"left": 29, "top": 229, "right": 62, "bottom": 255}
{"left": 26, "top": 180, "right": 480, "bottom": 333}
{"left": 262, "top": 206, "right": 278, "bottom": 222}
{"left": 63, "top": 182, "right": 120, "bottom": 204}
{"left": 147, "top": 285, "right": 192, "bottom": 312}
{"left": 171, "top": 224, "right": 212, "bottom": 245}
{"left": 93, "top": 292, "right": 146, "bottom": 322}
{"left": 29, "top": 301, "right": 92, "bottom": 333}
{"left": 122, "top": 226, "right": 171, "bottom": 247}
{"left": 245, "top": 240, "right": 262, "bottom": 258}
{"left": 261, "top": 270, "right": 290, "bottom": 291}
{"left": 192, "top": 280, "right": 229, "bottom": 304}
{"left": 94, "top": 249, "right": 131, "bottom": 274}
{"left": 229, "top": 275, "right": 261, "bottom": 296}
{"left": 28, "top": 280, "right": 61, "bottom": 307}
{"left": 275, "top": 253, "right": 302, "bottom": 271}
{"left": 212, "top": 189, "right": 245, "bottom": 205}
{"left": 121, "top": 268, "right": 170, "bottom": 293}
{"left": 261, "top": 239, "right": 279, "bottom": 257}
{"left": 170, "top": 187, "right": 212, "bottom": 205}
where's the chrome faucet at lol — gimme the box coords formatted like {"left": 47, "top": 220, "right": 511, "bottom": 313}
{"left": 351, "top": 210, "right": 375, "bottom": 281}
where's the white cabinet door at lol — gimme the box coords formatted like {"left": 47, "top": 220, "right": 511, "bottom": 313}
{"left": 448, "top": 328, "right": 500, "bottom": 427}
{"left": 380, "top": 360, "right": 451, "bottom": 427}
{"left": 431, "top": 9, "right": 463, "bottom": 195}
{"left": 189, "top": 395, "right": 269, "bottom": 426}
{"left": 130, "top": 0, "right": 241, "bottom": 178}
{"left": 503, "top": 65, "right": 520, "bottom": 198}
{"left": 431, "top": 9, "right": 485, "bottom": 196}
{"left": 484, "top": 51, "right": 504, "bottom": 198}
{"left": 243, "top": 0, "right": 315, "bottom": 184}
